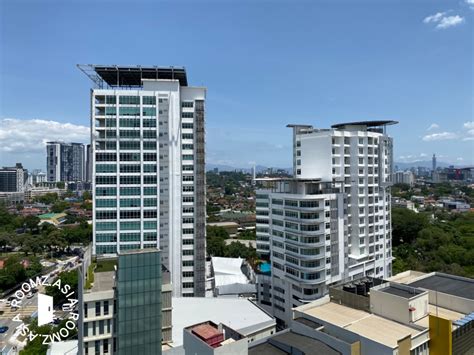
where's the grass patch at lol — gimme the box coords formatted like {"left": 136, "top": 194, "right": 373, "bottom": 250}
{"left": 85, "top": 263, "right": 95, "bottom": 289}
{"left": 96, "top": 259, "right": 117, "bottom": 273}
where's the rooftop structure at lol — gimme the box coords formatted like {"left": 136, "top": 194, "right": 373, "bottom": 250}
{"left": 170, "top": 297, "right": 275, "bottom": 348}
{"left": 78, "top": 64, "right": 188, "bottom": 88}
{"left": 408, "top": 273, "right": 474, "bottom": 300}
{"left": 249, "top": 330, "right": 341, "bottom": 355}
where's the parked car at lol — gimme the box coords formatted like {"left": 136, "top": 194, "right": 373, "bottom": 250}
{"left": 0, "top": 326, "right": 9, "bottom": 333}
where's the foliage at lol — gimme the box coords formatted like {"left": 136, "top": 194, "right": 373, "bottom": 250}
{"left": 56, "top": 182, "right": 65, "bottom": 189}
{"left": 45, "top": 270, "right": 78, "bottom": 305}
{"left": 0, "top": 255, "right": 43, "bottom": 292}
{"left": 20, "top": 318, "right": 77, "bottom": 355}
{"left": 51, "top": 201, "right": 69, "bottom": 213}
{"left": 238, "top": 229, "right": 256, "bottom": 240}
{"left": 95, "top": 259, "right": 116, "bottom": 272}
{"left": 391, "top": 208, "right": 429, "bottom": 246}
{"left": 393, "top": 210, "right": 474, "bottom": 277}
{"left": 33, "top": 193, "right": 58, "bottom": 205}
{"left": 85, "top": 263, "right": 95, "bottom": 289}
{"left": 207, "top": 226, "right": 229, "bottom": 239}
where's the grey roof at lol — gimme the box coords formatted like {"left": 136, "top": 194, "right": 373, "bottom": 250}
{"left": 249, "top": 330, "right": 340, "bottom": 355}
{"left": 217, "top": 283, "right": 257, "bottom": 295}
{"left": 91, "top": 271, "right": 115, "bottom": 292}
{"left": 408, "top": 274, "right": 474, "bottom": 300}
{"left": 380, "top": 285, "right": 425, "bottom": 299}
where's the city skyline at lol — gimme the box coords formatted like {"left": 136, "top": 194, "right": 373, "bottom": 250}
{"left": 1, "top": 1, "right": 473, "bottom": 169}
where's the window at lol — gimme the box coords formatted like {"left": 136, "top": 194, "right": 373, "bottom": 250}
{"left": 95, "top": 302, "right": 100, "bottom": 317}
{"left": 84, "top": 303, "right": 88, "bottom": 319}
{"left": 96, "top": 176, "right": 116, "bottom": 185}
{"left": 96, "top": 164, "right": 117, "bottom": 173}
{"left": 142, "top": 107, "right": 156, "bottom": 116}
{"left": 120, "top": 164, "right": 140, "bottom": 173}
{"left": 182, "top": 123, "right": 193, "bottom": 129}
{"left": 182, "top": 101, "right": 194, "bottom": 108}
{"left": 142, "top": 96, "right": 156, "bottom": 105}
{"left": 95, "top": 340, "right": 100, "bottom": 355}
{"left": 103, "top": 339, "right": 109, "bottom": 354}
{"left": 182, "top": 112, "right": 194, "bottom": 118}
{"left": 119, "top": 96, "right": 140, "bottom": 105}
{"left": 120, "top": 152, "right": 140, "bottom": 161}
{"left": 182, "top": 133, "right": 194, "bottom": 139}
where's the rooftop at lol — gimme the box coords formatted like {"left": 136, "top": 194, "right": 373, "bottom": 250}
{"left": 78, "top": 64, "right": 187, "bottom": 88}
{"left": 249, "top": 330, "right": 340, "bottom": 355}
{"left": 91, "top": 271, "right": 115, "bottom": 292}
{"left": 408, "top": 273, "right": 474, "bottom": 300}
{"left": 414, "top": 304, "right": 465, "bottom": 328}
{"left": 379, "top": 285, "right": 425, "bottom": 299}
{"left": 331, "top": 120, "right": 398, "bottom": 129}
{"left": 171, "top": 297, "right": 275, "bottom": 347}
{"left": 298, "top": 301, "right": 422, "bottom": 348}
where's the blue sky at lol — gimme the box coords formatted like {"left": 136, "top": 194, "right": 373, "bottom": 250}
{"left": 0, "top": 0, "right": 472, "bottom": 170}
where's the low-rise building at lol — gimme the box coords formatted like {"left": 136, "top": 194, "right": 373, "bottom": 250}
{"left": 79, "top": 249, "right": 172, "bottom": 355}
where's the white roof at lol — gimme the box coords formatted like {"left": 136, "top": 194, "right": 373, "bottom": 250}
{"left": 171, "top": 297, "right": 275, "bottom": 347}
{"left": 47, "top": 340, "right": 78, "bottom": 355}
{"left": 212, "top": 257, "right": 249, "bottom": 287}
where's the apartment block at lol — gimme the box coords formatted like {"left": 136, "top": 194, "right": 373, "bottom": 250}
{"left": 81, "top": 65, "right": 206, "bottom": 297}
{"left": 0, "top": 163, "right": 27, "bottom": 192}
{"left": 47, "top": 141, "right": 86, "bottom": 182}
{"left": 255, "top": 121, "right": 397, "bottom": 326}
{"left": 79, "top": 249, "right": 172, "bottom": 355}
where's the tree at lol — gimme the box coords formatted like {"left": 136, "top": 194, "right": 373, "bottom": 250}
{"left": 51, "top": 201, "right": 69, "bottom": 213}
{"left": 45, "top": 270, "right": 78, "bottom": 305}
{"left": 207, "top": 236, "right": 226, "bottom": 257}
{"left": 391, "top": 208, "right": 429, "bottom": 246}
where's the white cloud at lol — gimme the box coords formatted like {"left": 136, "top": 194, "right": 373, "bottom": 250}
{"left": 423, "top": 12, "right": 446, "bottom": 23}
{"left": 427, "top": 123, "right": 439, "bottom": 131}
{"left": 423, "top": 12, "right": 465, "bottom": 29}
{"left": 0, "top": 118, "right": 89, "bottom": 154}
{"left": 463, "top": 121, "right": 474, "bottom": 129}
{"left": 422, "top": 132, "right": 458, "bottom": 141}
{"left": 437, "top": 15, "right": 465, "bottom": 29}
{"left": 420, "top": 153, "right": 427, "bottom": 157}
{"left": 457, "top": 157, "right": 464, "bottom": 161}
{"left": 466, "top": 0, "right": 474, "bottom": 9}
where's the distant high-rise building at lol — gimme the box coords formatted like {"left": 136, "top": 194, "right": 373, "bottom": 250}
{"left": 432, "top": 153, "right": 437, "bottom": 172}
{"left": 0, "top": 163, "right": 27, "bottom": 192}
{"left": 81, "top": 64, "right": 206, "bottom": 297}
{"left": 85, "top": 144, "right": 92, "bottom": 182}
{"left": 394, "top": 170, "right": 415, "bottom": 186}
{"left": 256, "top": 120, "right": 397, "bottom": 326}
{"left": 46, "top": 141, "right": 86, "bottom": 182}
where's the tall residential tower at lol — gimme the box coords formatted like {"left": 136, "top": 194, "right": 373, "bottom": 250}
{"left": 81, "top": 65, "right": 206, "bottom": 297}
{"left": 46, "top": 141, "right": 86, "bottom": 182}
{"left": 256, "top": 120, "right": 396, "bottom": 326}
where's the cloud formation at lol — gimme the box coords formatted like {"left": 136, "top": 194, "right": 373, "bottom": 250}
{"left": 427, "top": 123, "right": 439, "bottom": 131}
{"left": 0, "top": 118, "right": 89, "bottom": 154}
{"left": 423, "top": 12, "right": 465, "bottom": 29}
{"left": 422, "top": 132, "right": 458, "bottom": 141}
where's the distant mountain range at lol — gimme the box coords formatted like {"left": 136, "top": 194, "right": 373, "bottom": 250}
{"left": 207, "top": 160, "right": 469, "bottom": 173}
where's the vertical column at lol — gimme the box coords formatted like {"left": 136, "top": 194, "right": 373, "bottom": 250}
{"left": 194, "top": 100, "right": 206, "bottom": 297}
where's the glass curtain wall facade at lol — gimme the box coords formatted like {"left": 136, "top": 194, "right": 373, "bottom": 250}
{"left": 116, "top": 251, "right": 162, "bottom": 355}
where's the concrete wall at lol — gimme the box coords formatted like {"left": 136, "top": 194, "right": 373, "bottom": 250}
{"left": 299, "top": 134, "right": 332, "bottom": 180}
{"left": 370, "top": 285, "right": 428, "bottom": 324}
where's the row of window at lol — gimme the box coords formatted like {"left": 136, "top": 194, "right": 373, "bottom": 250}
{"left": 96, "top": 221, "right": 157, "bottom": 231}
{"left": 96, "top": 176, "right": 158, "bottom": 185}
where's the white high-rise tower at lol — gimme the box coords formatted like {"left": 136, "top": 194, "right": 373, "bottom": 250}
{"left": 81, "top": 65, "right": 206, "bottom": 297}
{"left": 255, "top": 120, "right": 397, "bottom": 326}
